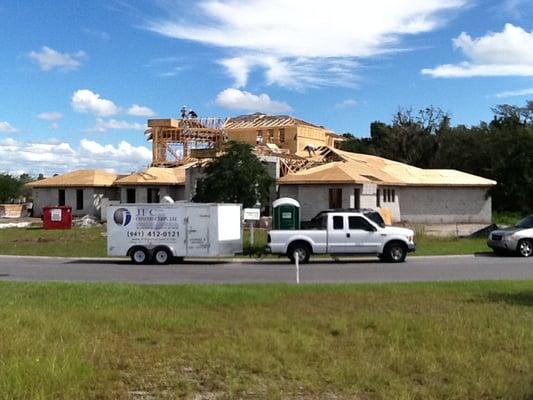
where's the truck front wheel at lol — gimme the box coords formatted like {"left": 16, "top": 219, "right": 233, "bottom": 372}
{"left": 382, "top": 241, "right": 407, "bottom": 263}
{"left": 130, "top": 246, "right": 149, "bottom": 264}
{"left": 288, "top": 242, "right": 311, "bottom": 264}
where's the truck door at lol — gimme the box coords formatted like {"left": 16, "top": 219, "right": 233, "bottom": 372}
{"left": 327, "top": 215, "right": 351, "bottom": 253}
{"left": 185, "top": 206, "right": 211, "bottom": 256}
{"left": 346, "top": 216, "right": 380, "bottom": 253}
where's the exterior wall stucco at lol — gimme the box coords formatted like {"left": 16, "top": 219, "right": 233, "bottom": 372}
{"left": 399, "top": 187, "right": 492, "bottom": 224}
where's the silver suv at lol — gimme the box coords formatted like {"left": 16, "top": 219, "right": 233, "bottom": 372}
{"left": 487, "top": 215, "right": 533, "bottom": 257}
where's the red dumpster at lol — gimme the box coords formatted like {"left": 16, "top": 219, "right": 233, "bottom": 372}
{"left": 42, "top": 206, "right": 72, "bottom": 230}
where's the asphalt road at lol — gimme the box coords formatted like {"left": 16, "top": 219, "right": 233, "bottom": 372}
{"left": 0, "top": 254, "right": 532, "bottom": 284}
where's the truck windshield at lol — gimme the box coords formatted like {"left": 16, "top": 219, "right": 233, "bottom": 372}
{"left": 516, "top": 216, "right": 533, "bottom": 229}
{"left": 363, "top": 211, "right": 385, "bottom": 228}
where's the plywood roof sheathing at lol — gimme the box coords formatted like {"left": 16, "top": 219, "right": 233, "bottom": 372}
{"left": 27, "top": 169, "right": 118, "bottom": 188}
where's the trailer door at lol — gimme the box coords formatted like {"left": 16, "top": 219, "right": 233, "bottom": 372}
{"left": 185, "top": 206, "right": 211, "bottom": 257}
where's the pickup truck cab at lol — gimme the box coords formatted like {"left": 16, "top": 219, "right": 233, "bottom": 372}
{"left": 267, "top": 210, "right": 415, "bottom": 263}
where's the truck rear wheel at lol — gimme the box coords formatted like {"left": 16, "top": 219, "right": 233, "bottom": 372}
{"left": 382, "top": 241, "right": 407, "bottom": 263}
{"left": 152, "top": 247, "right": 172, "bottom": 265}
{"left": 130, "top": 247, "right": 149, "bottom": 264}
{"left": 288, "top": 242, "right": 311, "bottom": 264}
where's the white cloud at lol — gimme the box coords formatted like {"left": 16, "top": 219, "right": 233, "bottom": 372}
{"left": 28, "top": 46, "right": 85, "bottom": 71}
{"left": 88, "top": 118, "right": 145, "bottom": 133}
{"left": 71, "top": 89, "right": 119, "bottom": 116}
{"left": 494, "top": 87, "right": 533, "bottom": 98}
{"left": 0, "top": 121, "right": 18, "bottom": 133}
{"left": 220, "top": 56, "right": 359, "bottom": 89}
{"left": 37, "top": 112, "right": 63, "bottom": 121}
{"left": 127, "top": 104, "right": 156, "bottom": 117}
{"left": 335, "top": 99, "right": 358, "bottom": 109}
{"left": 0, "top": 138, "right": 151, "bottom": 175}
{"left": 215, "top": 88, "right": 292, "bottom": 113}
{"left": 422, "top": 24, "right": 533, "bottom": 78}
{"left": 79, "top": 139, "right": 152, "bottom": 165}
{"left": 146, "top": 0, "right": 465, "bottom": 88}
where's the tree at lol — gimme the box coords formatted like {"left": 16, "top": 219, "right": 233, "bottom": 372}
{"left": 336, "top": 102, "right": 533, "bottom": 212}
{"left": 336, "top": 133, "right": 375, "bottom": 154}
{"left": 0, "top": 173, "right": 22, "bottom": 203}
{"left": 359, "top": 107, "right": 446, "bottom": 168}
{"left": 18, "top": 173, "right": 33, "bottom": 199}
{"left": 193, "top": 141, "right": 275, "bottom": 208}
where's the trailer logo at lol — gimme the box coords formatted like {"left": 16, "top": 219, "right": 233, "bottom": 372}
{"left": 113, "top": 208, "right": 132, "bottom": 226}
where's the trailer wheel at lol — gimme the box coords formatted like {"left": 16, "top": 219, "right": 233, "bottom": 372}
{"left": 152, "top": 247, "right": 172, "bottom": 265}
{"left": 130, "top": 246, "right": 149, "bottom": 264}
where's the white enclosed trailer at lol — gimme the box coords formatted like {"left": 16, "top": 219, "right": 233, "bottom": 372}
{"left": 107, "top": 203, "right": 242, "bottom": 264}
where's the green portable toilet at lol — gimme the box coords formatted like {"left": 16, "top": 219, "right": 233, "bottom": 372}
{"left": 272, "top": 198, "right": 300, "bottom": 230}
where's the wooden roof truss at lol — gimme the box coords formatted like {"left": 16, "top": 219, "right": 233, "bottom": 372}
{"left": 148, "top": 118, "right": 227, "bottom": 167}
{"left": 278, "top": 146, "right": 343, "bottom": 177}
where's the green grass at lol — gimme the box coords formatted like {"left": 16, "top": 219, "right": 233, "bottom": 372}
{"left": 0, "top": 280, "right": 532, "bottom": 399}
{"left": 243, "top": 227, "right": 268, "bottom": 255}
{"left": 492, "top": 211, "right": 527, "bottom": 227}
{"left": 413, "top": 235, "right": 488, "bottom": 256}
{"left": 0, "top": 227, "right": 107, "bottom": 257}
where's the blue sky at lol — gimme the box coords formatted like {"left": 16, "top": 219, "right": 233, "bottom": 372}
{"left": 1, "top": 0, "right": 533, "bottom": 175}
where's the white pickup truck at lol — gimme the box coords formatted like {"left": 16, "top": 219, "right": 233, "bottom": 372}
{"left": 266, "top": 210, "right": 416, "bottom": 263}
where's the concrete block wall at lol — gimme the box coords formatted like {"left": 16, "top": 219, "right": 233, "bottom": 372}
{"left": 32, "top": 188, "right": 55, "bottom": 217}
{"left": 278, "top": 185, "right": 298, "bottom": 200}
{"left": 360, "top": 183, "right": 377, "bottom": 209}
{"left": 377, "top": 186, "right": 401, "bottom": 222}
{"left": 293, "top": 185, "right": 329, "bottom": 220}
{"left": 119, "top": 186, "right": 186, "bottom": 204}
{"left": 279, "top": 184, "right": 380, "bottom": 221}
{"left": 32, "top": 187, "right": 117, "bottom": 218}
{"left": 277, "top": 183, "right": 495, "bottom": 224}
{"left": 120, "top": 187, "right": 147, "bottom": 203}
{"left": 399, "top": 187, "right": 492, "bottom": 224}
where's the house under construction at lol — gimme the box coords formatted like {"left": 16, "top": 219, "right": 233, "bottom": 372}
{"left": 145, "top": 113, "right": 343, "bottom": 176}
{"left": 28, "top": 112, "right": 497, "bottom": 225}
